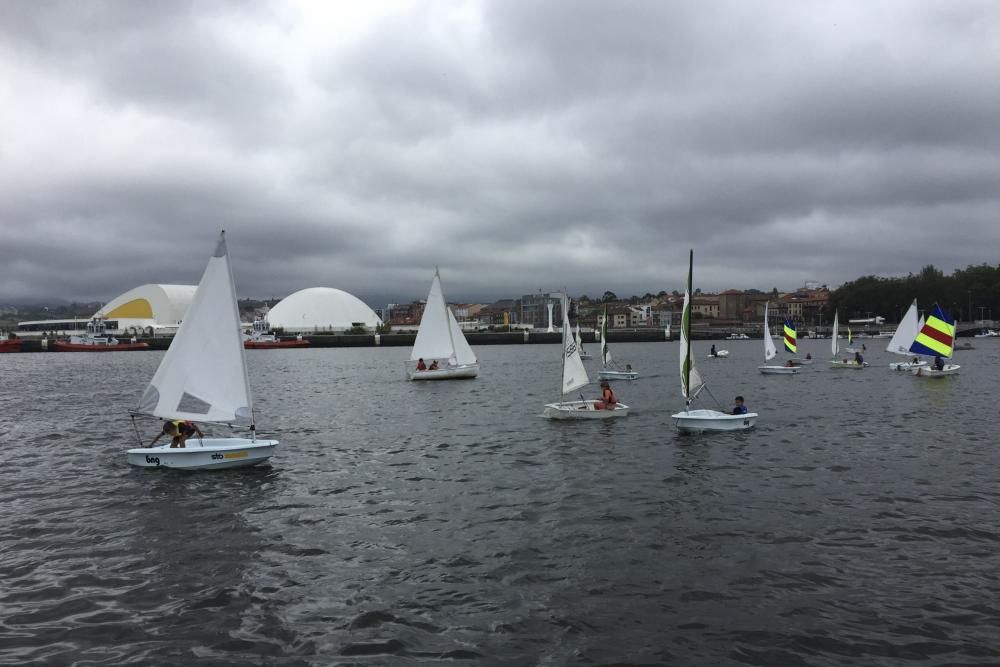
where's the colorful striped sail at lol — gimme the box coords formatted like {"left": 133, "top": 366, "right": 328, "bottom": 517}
{"left": 909, "top": 304, "right": 955, "bottom": 357}
{"left": 783, "top": 319, "right": 797, "bottom": 353}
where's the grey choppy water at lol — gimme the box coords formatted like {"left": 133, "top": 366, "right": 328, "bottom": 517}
{"left": 1, "top": 340, "right": 999, "bottom": 665}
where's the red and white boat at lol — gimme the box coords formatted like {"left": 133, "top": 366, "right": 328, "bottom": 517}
{"left": 243, "top": 318, "right": 309, "bottom": 349}
{"left": 0, "top": 337, "right": 22, "bottom": 353}
{"left": 52, "top": 317, "right": 149, "bottom": 352}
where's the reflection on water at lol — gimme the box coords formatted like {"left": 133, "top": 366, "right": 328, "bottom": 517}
{"left": 1, "top": 340, "right": 999, "bottom": 664}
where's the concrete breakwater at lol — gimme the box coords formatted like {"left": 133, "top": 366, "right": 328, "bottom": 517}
{"left": 15, "top": 329, "right": 678, "bottom": 352}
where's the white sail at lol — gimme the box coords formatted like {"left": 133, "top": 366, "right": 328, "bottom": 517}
{"left": 886, "top": 299, "right": 920, "bottom": 356}
{"left": 831, "top": 311, "right": 839, "bottom": 357}
{"left": 410, "top": 270, "right": 464, "bottom": 363}
{"left": 763, "top": 301, "right": 776, "bottom": 361}
{"left": 601, "top": 308, "right": 613, "bottom": 366}
{"left": 561, "top": 301, "right": 589, "bottom": 394}
{"left": 575, "top": 323, "right": 587, "bottom": 356}
{"left": 447, "top": 307, "right": 477, "bottom": 365}
{"left": 679, "top": 262, "right": 703, "bottom": 399}
{"left": 138, "top": 231, "right": 252, "bottom": 424}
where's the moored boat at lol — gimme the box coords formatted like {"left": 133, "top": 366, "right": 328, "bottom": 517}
{"left": 52, "top": 317, "right": 149, "bottom": 351}
{"left": 0, "top": 337, "right": 23, "bottom": 353}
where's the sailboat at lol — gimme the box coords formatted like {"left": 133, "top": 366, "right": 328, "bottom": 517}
{"left": 598, "top": 304, "right": 638, "bottom": 381}
{"left": 784, "top": 319, "right": 812, "bottom": 365}
{"left": 126, "top": 231, "right": 278, "bottom": 469}
{"left": 672, "top": 251, "right": 757, "bottom": 432}
{"left": 544, "top": 296, "right": 629, "bottom": 419}
{"left": 575, "top": 322, "right": 592, "bottom": 359}
{"left": 911, "top": 304, "right": 961, "bottom": 377}
{"left": 408, "top": 268, "right": 479, "bottom": 380}
{"left": 758, "top": 302, "right": 799, "bottom": 374}
{"left": 829, "top": 311, "right": 868, "bottom": 368}
{"left": 886, "top": 299, "right": 928, "bottom": 370}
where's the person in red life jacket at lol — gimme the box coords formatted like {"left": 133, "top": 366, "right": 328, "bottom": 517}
{"left": 416, "top": 358, "right": 427, "bottom": 371}
{"left": 149, "top": 419, "right": 204, "bottom": 449}
{"left": 595, "top": 381, "right": 618, "bottom": 410}
{"left": 429, "top": 360, "right": 439, "bottom": 370}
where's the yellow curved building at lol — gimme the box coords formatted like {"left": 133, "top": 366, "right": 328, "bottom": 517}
{"left": 97, "top": 284, "right": 197, "bottom": 335}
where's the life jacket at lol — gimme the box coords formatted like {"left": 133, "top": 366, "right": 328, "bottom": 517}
{"left": 603, "top": 387, "right": 617, "bottom": 405}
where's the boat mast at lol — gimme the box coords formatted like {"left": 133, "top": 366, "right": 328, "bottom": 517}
{"left": 222, "top": 230, "right": 256, "bottom": 442}
{"left": 438, "top": 267, "right": 459, "bottom": 364}
{"left": 559, "top": 294, "right": 568, "bottom": 399}
{"left": 683, "top": 249, "right": 693, "bottom": 410}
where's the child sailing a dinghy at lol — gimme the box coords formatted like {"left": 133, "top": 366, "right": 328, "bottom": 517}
{"left": 149, "top": 420, "right": 204, "bottom": 448}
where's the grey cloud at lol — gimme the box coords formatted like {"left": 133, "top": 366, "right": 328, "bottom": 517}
{"left": 1, "top": 0, "right": 999, "bottom": 306}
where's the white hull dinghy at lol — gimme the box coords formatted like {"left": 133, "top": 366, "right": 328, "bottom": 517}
{"left": 674, "top": 408, "right": 756, "bottom": 432}
{"left": 127, "top": 231, "right": 277, "bottom": 470}
{"left": 829, "top": 360, "right": 868, "bottom": 369}
{"left": 408, "top": 269, "right": 480, "bottom": 381}
{"left": 889, "top": 360, "right": 928, "bottom": 371}
{"left": 127, "top": 438, "right": 278, "bottom": 470}
{"left": 672, "top": 251, "right": 757, "bottom": 433}
{"left": 706, "top": 350, "right": 729, "bottom": 359}
{"left": 828, "top": 311, "right": 867, "bottom": 370}
{"left": 545, "top": 296, "right": 628, "bottom": 420}
{"left": 598, "top": 369, "right": 639, "bottom": 381}
{"left": 543, "top": 400, "right": 629, "bottom": 419}
{"left": 908, "top": 304, "right": 960, "bottom": 379}
{"left": 758, "top": 302, "right": 798, "bottom": 375}
{"left": 912, "top": 364, "right": 960, "bottom": 377}
{"left": 597, "top": 304, "right": 637, "bottom": 381}
{"left": 759, "top": 365, "right": 800, "bottom": 374}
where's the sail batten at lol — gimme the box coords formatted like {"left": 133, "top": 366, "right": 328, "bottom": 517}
{"left": 137, "top": 231, "right": 253, "bottom": 424}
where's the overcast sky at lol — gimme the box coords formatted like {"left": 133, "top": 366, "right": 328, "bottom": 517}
{"left": 1, "top": 0, "right": 998, "bottom": 306}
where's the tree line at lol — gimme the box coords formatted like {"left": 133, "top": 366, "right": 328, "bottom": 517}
{"left": 830, "top": 264, "right": 1000, "bottom": 323}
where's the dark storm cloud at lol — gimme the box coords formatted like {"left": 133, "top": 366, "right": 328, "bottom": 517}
{"left": 1, "top": 0, "right": 998, "bottom": 307}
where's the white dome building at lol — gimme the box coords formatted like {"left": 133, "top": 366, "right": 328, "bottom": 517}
{"left": 98, "top": 283, "right": 197, "bottom": 335}
{"left": 268, "top": 287, "right": 382, "bottom": 333}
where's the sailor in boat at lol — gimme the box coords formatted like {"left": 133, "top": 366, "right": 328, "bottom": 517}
{"left": 148, "top": 419, "right": 204, "bottom": 449}
{"left": 934, "top": 354, "right": 945, "bottom": 371}
{"left": 732, "top": 396, "right": 748, "bottom": 415}
{"left": 416, "top": 358, "right": 427, "bottom": 371}
{"left": 805, "top": 352, "right": 812, "bottom": 360}
{"left": 710, "top": 344, "right": 717, "bottom": 357}
{"left": 594, "top": 381, "right": 618, "bottom": 410}
{"left": 429, "top": 360, "right": 439, "bottom": 370}
{"left": 625, "top": 363, "right": 633, "bottom": 373}
{"left": 784, "top": 359, "right": 795, "bottom": 367}
{"left": 854, "top": 351, "right": 864, "bottom": 365}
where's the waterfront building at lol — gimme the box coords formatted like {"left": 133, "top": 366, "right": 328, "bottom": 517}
{"left": 17, "top": 283, "right": 195, "bottom": 337}
{"left": 268, "top": 287, "right": 382, "bottom": 333}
